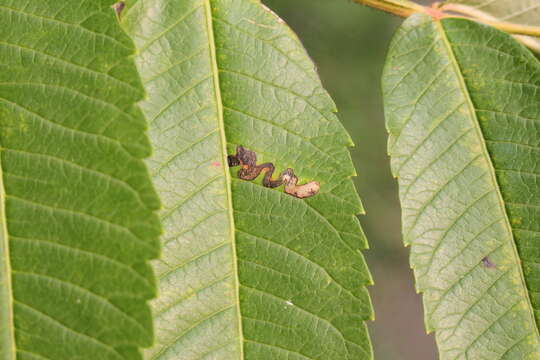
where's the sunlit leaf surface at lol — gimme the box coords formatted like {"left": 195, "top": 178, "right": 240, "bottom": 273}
{"left": 123, "top": 0, "right": 374, "bottom": 358}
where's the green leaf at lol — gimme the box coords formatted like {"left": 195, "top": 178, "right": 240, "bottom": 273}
{"left": 0, "top": 1, "right": 161, "bottom": 359}
{"left": 444, "top": 0, "right": 540, "bottom": 25}
{"left": 443, "top": 0, "right": 540, "bottom": 51}
{"left": 383, "top": 14, "right": 540, "bottom": 359}
{"left": 122, "top": 0, "right": 373, "bottom": 358}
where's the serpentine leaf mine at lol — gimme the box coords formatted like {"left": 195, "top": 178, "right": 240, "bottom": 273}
{"left": 228, "top": 145, "right": 320, "bottom": 199}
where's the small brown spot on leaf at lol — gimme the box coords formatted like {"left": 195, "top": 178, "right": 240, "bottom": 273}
{"left": 482, "top": 256, "right": 496, "bottom": 269}
{"left": 211, "top": 161, "right": 221, "bottom": 167}
{"left": 112, "top": 2, "right": 125, "bottom": 19}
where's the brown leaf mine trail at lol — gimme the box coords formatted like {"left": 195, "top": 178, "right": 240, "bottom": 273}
{"left": 227, "top": 145, "right": 320, "bottom": 198}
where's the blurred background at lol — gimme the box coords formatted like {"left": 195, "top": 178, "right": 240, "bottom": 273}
{"left": 262, "top": 1, "right": 438, "bottom": 359}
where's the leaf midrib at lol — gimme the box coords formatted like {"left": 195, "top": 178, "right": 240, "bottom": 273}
{"left": 203, "top": 0, "right": 245, "bottom": 358}
{"left": 0, "top": 151, "right": 15, "bottom": 359}
{"left": 435, "top": 19, "right": 540, "bottom": 341}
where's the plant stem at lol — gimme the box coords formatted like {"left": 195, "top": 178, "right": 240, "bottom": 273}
{"left": 439, "top": 3, "right": 540, "bottom": 37}
{"left": 353, "top": 0, "right": 540, "bottom": 37}
{"left": 465, "top": 19, "right": 540, "bottom": 37}
{"left": 351, "top": 0, "right": 424, "bottom": 17}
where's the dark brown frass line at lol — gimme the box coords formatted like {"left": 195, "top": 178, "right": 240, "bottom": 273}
{"left": 227, "top": 145, "right": 320, "bottom": 199}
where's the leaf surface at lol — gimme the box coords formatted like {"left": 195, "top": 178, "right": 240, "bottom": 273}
{"left": 443, "top": 0, "right": 540, "bottom": 51}
{"left": 383, "top": 14, "right": 540, "bottom": 359}
{"left": 0, "top": 1, "right": 161, "bottom": 359}
{"left": 445, "top": 0, "right": 540, "bottom": 24}
{"left": 122, "top": 0, "right": 373, "bottom": 359}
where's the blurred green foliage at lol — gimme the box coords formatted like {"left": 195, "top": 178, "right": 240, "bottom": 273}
{"left": 262, "top": 1, "right": 438, "bottom": 358}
